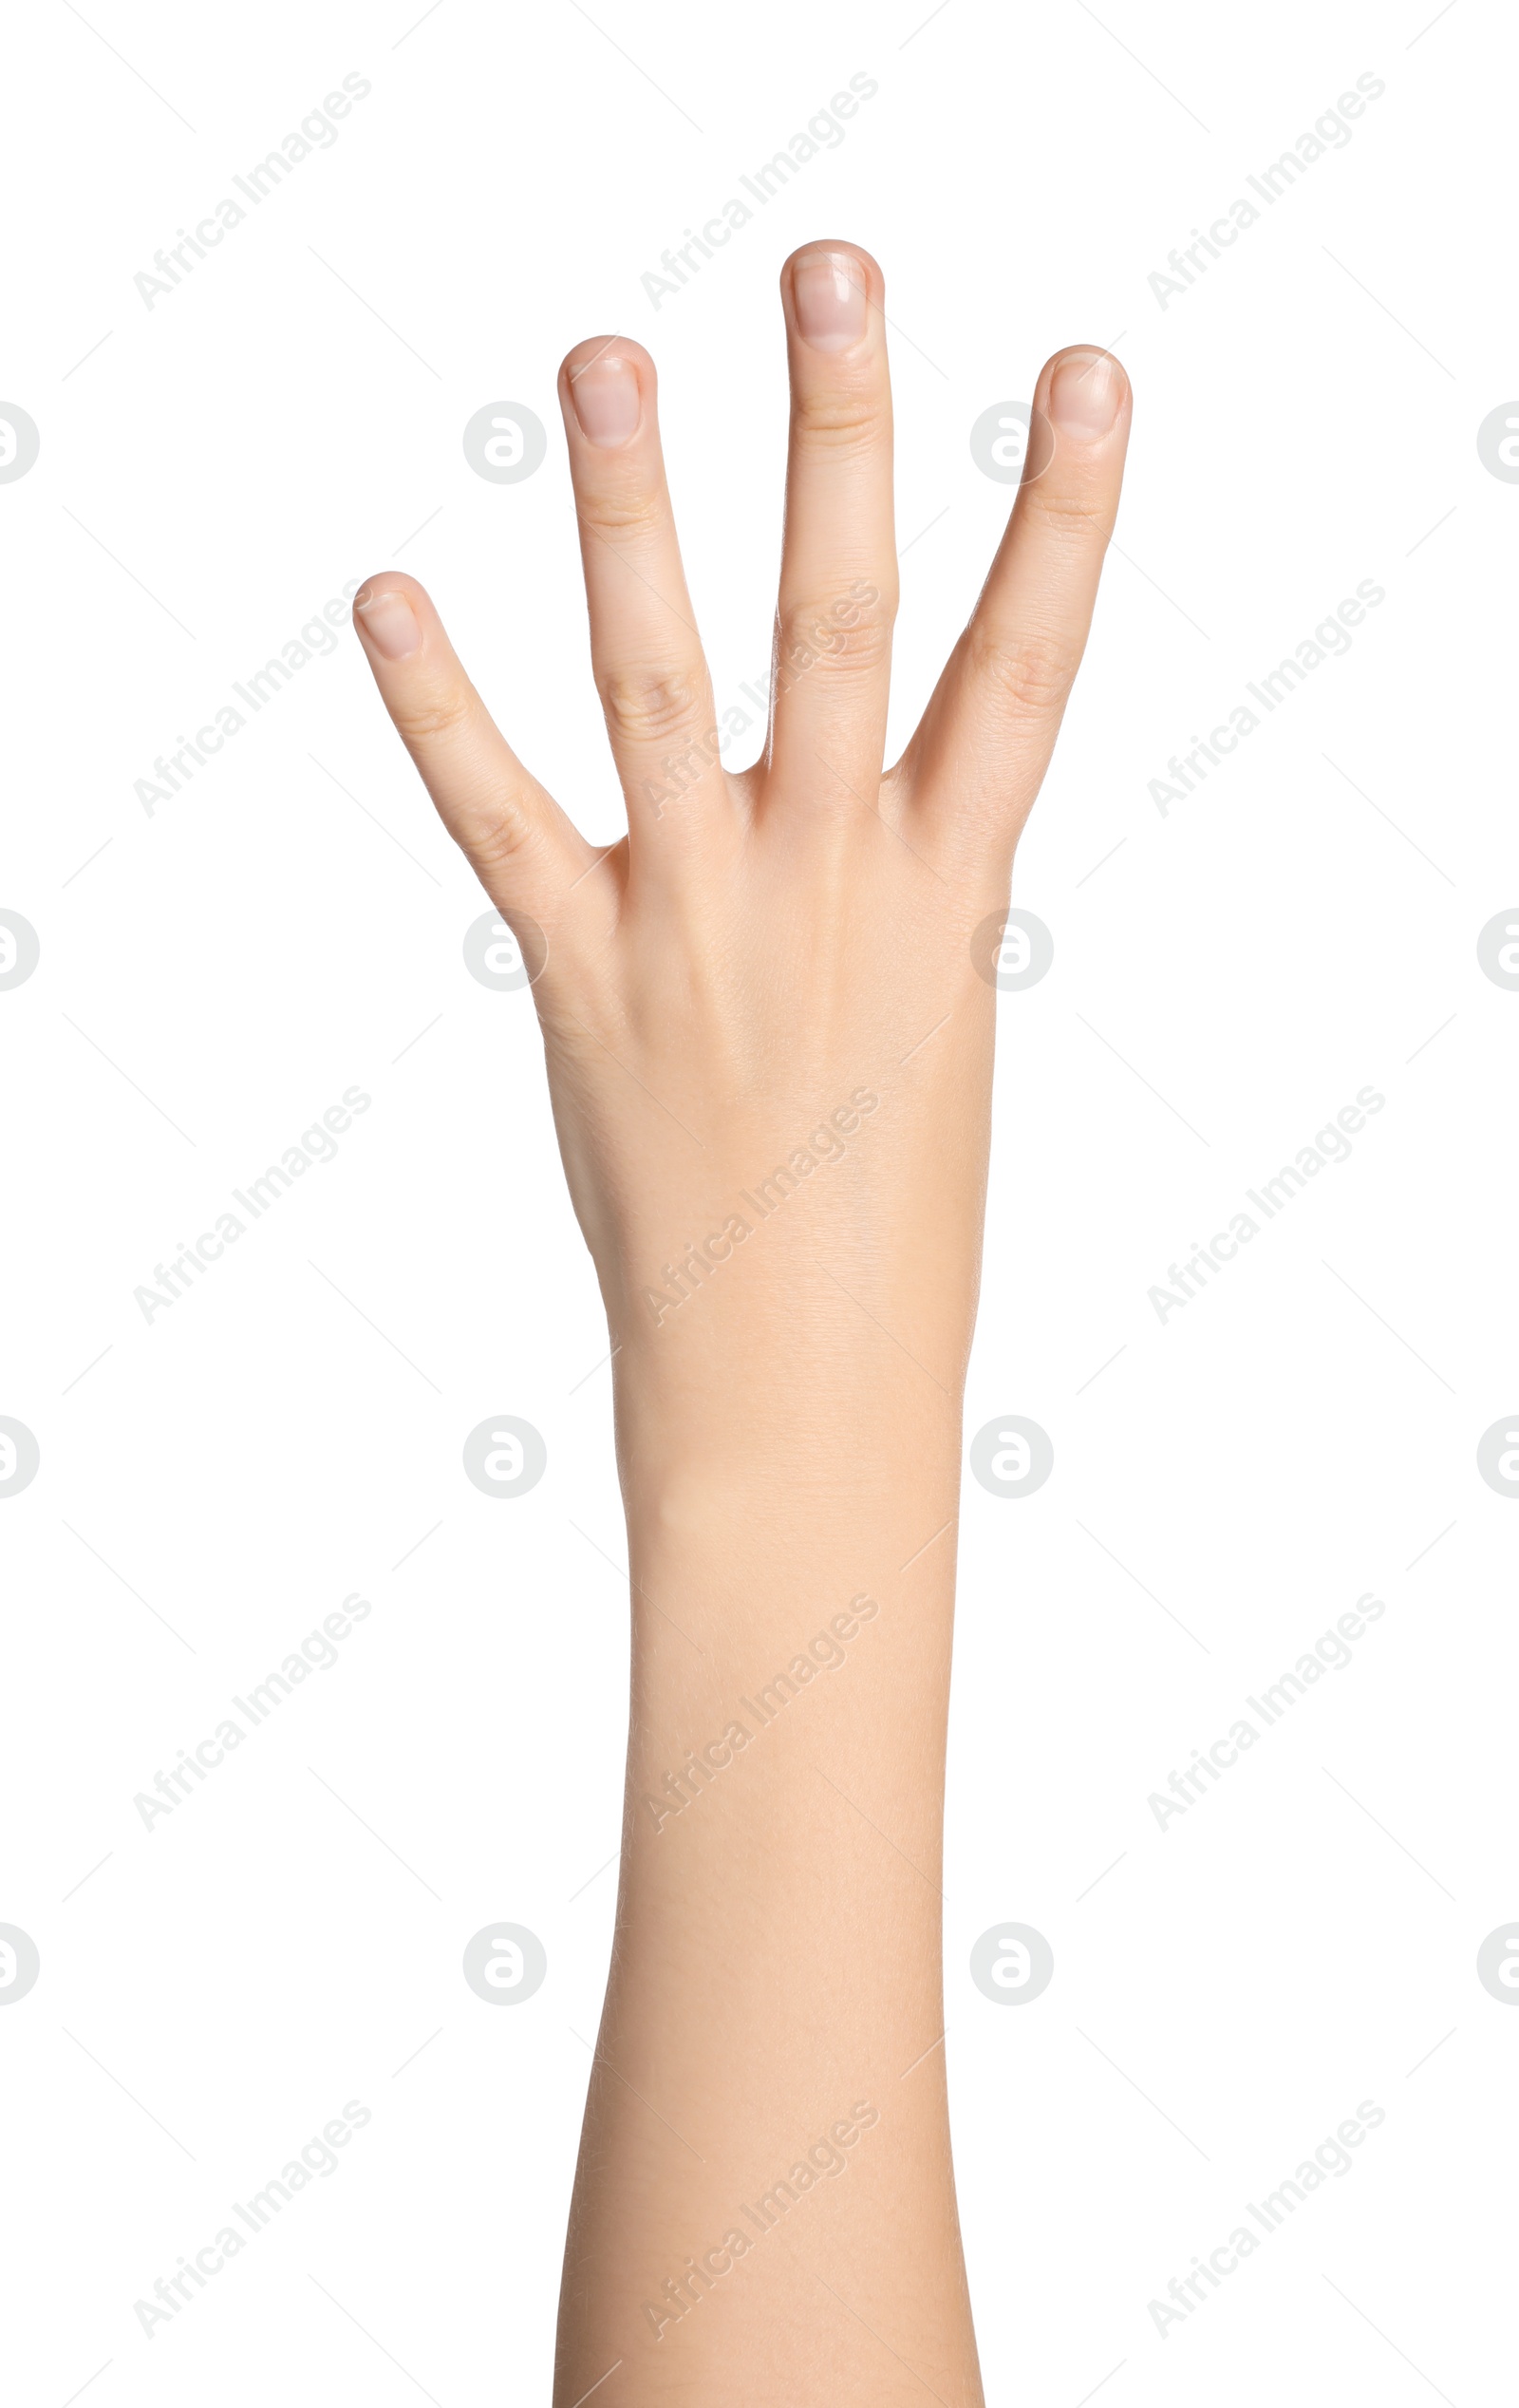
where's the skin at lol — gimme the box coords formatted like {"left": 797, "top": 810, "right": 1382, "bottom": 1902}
{"left": 352, "top": 241, "right": 1130, "bottom": 2406}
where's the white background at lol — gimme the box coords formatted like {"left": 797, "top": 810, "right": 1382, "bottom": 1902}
{"left": 2, "top": 1, "right": 1515, "bottom": 2400}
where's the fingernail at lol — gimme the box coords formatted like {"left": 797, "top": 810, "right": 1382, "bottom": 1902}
{"left": 354, "top": 585, "right": 422, "bottom": 660}
{"left": 1047, "top": 350, "right": 1123, "bottom": 442}
{"left": 792, "top": 252, "right": 869, "bottom": 352}
{"left": 569, "top": 355, "right": 642, "bottom": 447}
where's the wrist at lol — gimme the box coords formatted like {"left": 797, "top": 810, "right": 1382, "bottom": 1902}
{"left": 613, "top": 1353, "right": 965, "bottom": 1566}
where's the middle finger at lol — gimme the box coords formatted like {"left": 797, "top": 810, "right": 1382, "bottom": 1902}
{"left": 766, "top": 244, "right": 898, "bottom": 814}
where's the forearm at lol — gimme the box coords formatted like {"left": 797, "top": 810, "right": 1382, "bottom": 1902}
{"left": 553, "top": 1321, "right": 981, "bottom": 2404}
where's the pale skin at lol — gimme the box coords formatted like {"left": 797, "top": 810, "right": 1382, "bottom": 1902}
{"left": 352, "top": 243, "right": 1131, "bottom": 2405}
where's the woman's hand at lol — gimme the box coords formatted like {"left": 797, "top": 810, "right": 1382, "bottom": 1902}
{"left": 351, "top": 245, "right": 1129, "bottom": 1473}
{"left": 353, "top": 241, "right": 1130, "bottom": 2407}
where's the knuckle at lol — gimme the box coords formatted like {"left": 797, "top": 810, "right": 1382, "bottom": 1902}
{"left": 966, "top": 622, "right": 1081, "bottom": 719}
{"left": 392, "top": 683, "right": 475, "bottom": 747}
{"left": 575, "top": 482, "right": 666, "bottom": 540}
{"left": 598, "top": 664, "right": 703, "bottom": 748}
{"left": 777, "top": 585, "right": 896, "bottom": 679}
{"left": 1022, "top": 480, "right": 1115, "bottom": 542}
{"left": 467, "top": 802, "right": 533, "bottom": 880}
{"left": 791, "top": 386, "right": 884, "bottom": 454}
